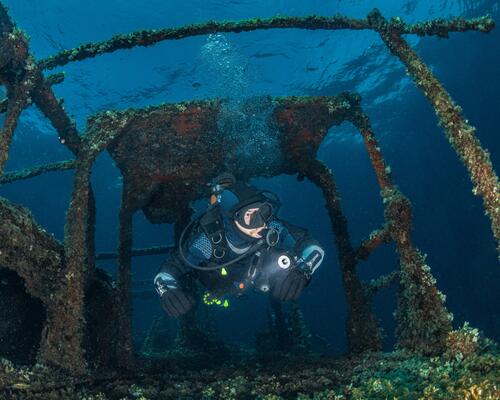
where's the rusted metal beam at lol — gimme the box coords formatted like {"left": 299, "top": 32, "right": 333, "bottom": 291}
{"left": 116, "top": 192, "right": 135, "bottom": 370}
{"left": 364, "top": 270, "right": 399, "bottom": 297}
{"left": 0, "top": 72, "right": 66, "bottom": 114}
{"left": 355, "top": 225, "right": 391, "bottom": 262}
{"left": 39, "top": 11, "right": 494, "bottom": 70}
{"left": 0, "top": 2, "right": 88, "bottom": 374}
{"left": 348, "top": 105, "right": 453, "bottom": 354}
{"left": 48, "top": 124, "right": 125, "bottom": 373}
{"left": 383, "top": 187, "right": 453, "bottom": 355}
{"left": 38, "top": 155, "right": 91, "bottom": 374}
{"left": 31, "top": 69, "right": 81, "bottom": 152}
{"left": 0, "top": 159, "right": 76, "bottom": 185}
{"left": 369, "top": 9, "right": 500, "bottom": 257}
{"left": 349, "top": 109, "right": 393, "bottom": 191}
{"left": 0, "top": 82, "right": 31, "bottom": 175}
{"left": 0, "top": 5, "right": 80, "bottom": 174}
{"left": 0, "top": 26, "right": 35, "bottom": 175}
{"left": 45, "top": 71, "right": 65, "bottom": 86}
{"left": 96, "top": 245, "right": 174, "bottom": 261}
{"left": 300, "top": 159, "right": 383, "bottom": 353}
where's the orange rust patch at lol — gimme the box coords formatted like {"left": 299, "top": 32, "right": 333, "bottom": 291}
{"left": 289, "top": 128, "right": 318, "bottom": 149}
{"left": 151, "top": 173, "right": 177, "bottom": 183}
{"left": 171, "top": 107, "right": 204, "bottom": 136}
{"left": 276, "top": 108, "right": 298, "bottom": 126}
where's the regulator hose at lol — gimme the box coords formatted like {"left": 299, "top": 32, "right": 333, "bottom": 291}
{"left": 177, "top": 218, "right": 265, "bottom": 271}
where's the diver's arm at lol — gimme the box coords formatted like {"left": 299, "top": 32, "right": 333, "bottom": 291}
{"left": 154, "top": 232, "right": 211, "bottom": 317}
{"left": 154, "top": 252, "right": 195, "bottom": 317}
{"left": 154, "top": 231, "right": 212, "bottom": 290}
{"left": 154, "top": 251, "right": 191, "bottom": 296}
{"left": 265, "top": 219, "right": 324, "bottom": 301}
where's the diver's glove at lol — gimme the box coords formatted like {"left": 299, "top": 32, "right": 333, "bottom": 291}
{"left": 160, "top": 289, "right": 194, "bottom": 317}
{"left": 269, "top": 243, "right": 324, "bottom": 301}
{"left": 154, "top": 272, "right": 194, "bottom": 317}
{"left": 270, "top": 267, "right": 309, "bottom": 301}
{"left": 295, "top": 243, "right": 325, "bottom": 276}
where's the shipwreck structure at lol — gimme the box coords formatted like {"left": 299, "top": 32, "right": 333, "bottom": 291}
{"left": 0, "top": 2, "right": 498, "bottom": 375}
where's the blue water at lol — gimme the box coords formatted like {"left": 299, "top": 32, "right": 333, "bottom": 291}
{"left": 1, "top": 0, "right": 499, "bottom": 354}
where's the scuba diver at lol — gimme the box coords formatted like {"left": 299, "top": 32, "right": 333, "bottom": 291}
{"left": 153, "top": 174, "right": 325, "bottom": 317}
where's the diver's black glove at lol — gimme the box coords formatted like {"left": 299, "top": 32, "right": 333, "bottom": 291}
{"left": 160, "top": 289, "right": 194, "bottom": 317}
{"left": 270, "top": 267, "right": 309, "bottom": 301}
{"left": 155, "top": 272, "right": 194, "bottom": 317}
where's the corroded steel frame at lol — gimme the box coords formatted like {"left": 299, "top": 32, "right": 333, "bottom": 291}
{"left": 0, "top": 2, "right": 497, "bottom": 374}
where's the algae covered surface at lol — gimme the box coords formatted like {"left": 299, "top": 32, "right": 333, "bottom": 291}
{"left": 0, "top": 1, "right": 499, "bottom": 399}
{"left": 0, "top": 345, "right": 498, "bottom": 399}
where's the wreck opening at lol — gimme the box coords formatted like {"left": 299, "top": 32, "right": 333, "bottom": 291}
{"left": 0, "top": 268, "right": 46, "bottom": 365}
{"left": 130, "top": 218, "right": 176, "bottom": 353}
{"left": 315, "top": 124, "right": 400, "bottom": 351}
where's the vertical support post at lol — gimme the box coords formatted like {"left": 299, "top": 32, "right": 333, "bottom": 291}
{"left": 116, "top": 187, "right": 135, "bottom": 369}
{"left": 0, "top": 83, "right": 29, "bottom": 175}
{"left": 349, "top": 111, "right": 393, "bottom": 191}
{"left": 86, "top": 192, "right": 97, "bottom": 270}
{"left": 370, "top": 9, "right": 500, "bottom": 256}
{"left": 300, "top": 159, "right": 382, "bottom": 353}
{"left": 0, "top": 9, "right": 29, "bottom": 175}
{"left": 383, "top": 187, "right": 453, "bottom": 354}
{"left": 350, "top": 110, "right": 453, "bottom": 355}
{"left": 38, "top": 157, "right": 92, "bottom": 374}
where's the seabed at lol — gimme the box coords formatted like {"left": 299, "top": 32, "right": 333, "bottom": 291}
{"left": 1, "top": 346, "right": 499, "bottom": 399}
{"left": 0, "top": 2, "right": 499, "bottom": 400}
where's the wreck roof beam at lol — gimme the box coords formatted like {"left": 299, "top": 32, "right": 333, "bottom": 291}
{"left": 38, "top": 11, "right": 494, "bottom": 71}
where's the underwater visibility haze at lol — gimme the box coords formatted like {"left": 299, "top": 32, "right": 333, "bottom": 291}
{"left": 0, "top": 0, "right": 499, "bottom": 399}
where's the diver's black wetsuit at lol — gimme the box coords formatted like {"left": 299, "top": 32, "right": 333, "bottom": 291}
{"left": 154, "top": 180, "right": 325, "bottom": 317}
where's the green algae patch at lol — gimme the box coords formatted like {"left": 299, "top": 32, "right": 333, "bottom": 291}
{"left": 1, "top": 346, "right": 498, "bottom": 399}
